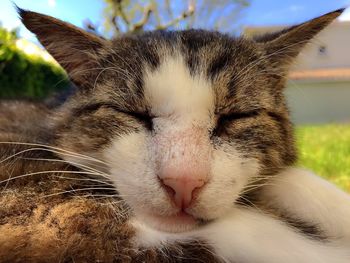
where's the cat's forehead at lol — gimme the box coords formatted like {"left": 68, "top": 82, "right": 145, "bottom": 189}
{"left": 97, "top": 30, "right": 276, "bottom": 114}
{"left": 143, "top": 53, "right": 214, "bottom": 120}
{"left": 112, "top": 29, "right": 261, "bottom": 72}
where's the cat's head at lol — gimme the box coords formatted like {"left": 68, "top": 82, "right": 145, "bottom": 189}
{"left": 20, "top": 8, "right": 343, "bottom": 233}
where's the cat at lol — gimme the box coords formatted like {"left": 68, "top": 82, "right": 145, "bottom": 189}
{"left": 0, "top": 7, "right": 350, "bottom": 262}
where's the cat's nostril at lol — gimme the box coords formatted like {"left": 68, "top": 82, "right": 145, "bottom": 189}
{"left": 160, "top": 177, "right": 206, "bottom": 209}
{"left": 163, "top": 183, "right": 176, "bottom": 197}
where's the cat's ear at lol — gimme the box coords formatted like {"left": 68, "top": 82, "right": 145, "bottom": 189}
{"left": 18, "top": 8, "right": 109, "bottom": 88}
{"left": 255, "top": 8, "right": 344, "bottom": 67}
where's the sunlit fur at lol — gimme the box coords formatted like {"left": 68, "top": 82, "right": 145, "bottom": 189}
{"left": 19, "top": 8, "right": 343, "bottom": 235}
{"left": 52, "top": 33, "right": 297, "bottom": 232}
{"left": 258, "top": 168, "right": 350, "bottom": 244}
{"left": 9, "top": 7, "right": 350, "bottom": 262}
{"left": 102, "top": 54, "right": 259, "bottom": 231}
{"left": 132, "top": 204, "right": 350, "bottom": 263}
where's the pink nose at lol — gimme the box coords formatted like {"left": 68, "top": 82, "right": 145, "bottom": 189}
{"left": 161, "top": 178, "right": 206, "bottom": 209}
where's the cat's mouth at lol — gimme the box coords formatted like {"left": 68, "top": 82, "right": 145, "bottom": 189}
{"left": 141, "top": 211, "right": 207, "bottom": 233}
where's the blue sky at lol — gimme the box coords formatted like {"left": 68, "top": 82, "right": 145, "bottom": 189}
{"left": 1, "top": 0, "right": 350, "bottom": 41}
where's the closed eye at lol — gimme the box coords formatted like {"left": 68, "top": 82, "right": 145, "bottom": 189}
{"left": 218, "top": 110, "right": 260, "bottom": 123}
{"left": 74, "top": 102, "right": 154, "bottom": 130}
{"left": 212, "top": 110, "right": 260, "bottom": 136}
{"left": 125, "top": 110, "right": 154, "bottom": 130}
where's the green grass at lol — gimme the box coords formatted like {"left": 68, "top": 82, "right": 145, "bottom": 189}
{"left": 296, "top": 124, "right": 350, "bottom": 192}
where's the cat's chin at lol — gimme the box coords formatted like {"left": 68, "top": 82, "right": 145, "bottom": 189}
{"left": 140, "top": 211, "right": 201, "bottom": 233}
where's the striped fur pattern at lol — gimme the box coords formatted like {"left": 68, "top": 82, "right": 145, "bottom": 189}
{"left": 0, "top": 8, "right": 349, "bottom": 262}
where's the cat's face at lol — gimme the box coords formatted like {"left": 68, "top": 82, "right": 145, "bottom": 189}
{"left": 20, "top": 8, "right": 341, "bottom": 233}
{"left": 55, "top": 33, "right": 296, "bottom": 233}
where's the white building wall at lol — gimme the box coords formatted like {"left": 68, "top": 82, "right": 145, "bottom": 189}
{"left": 295, "top": 22, "right": 350, "bottom": 70}
{"left": 285, "top": 81, "right": 350, "bottom": 124}
{"left": 245, "top": 21, "right": 350, "bottom": 124}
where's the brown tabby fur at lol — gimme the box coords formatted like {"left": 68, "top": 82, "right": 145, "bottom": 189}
{"left": 0, "top": 102, "right": 220, "bottom": 262}
{"left": 0, "top": 8, "right": 344, "bottom": 263}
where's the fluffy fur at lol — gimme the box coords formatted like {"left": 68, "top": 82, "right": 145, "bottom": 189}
{"left": 0, "top": 108, "right": 219, "bottom": 262}
{"left": 0, "top": 7, "right": 349, "bottom": 263}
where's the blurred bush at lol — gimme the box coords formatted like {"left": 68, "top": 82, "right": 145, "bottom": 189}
{"left": 0, "top": 26, "right": 69, "bottom": 99}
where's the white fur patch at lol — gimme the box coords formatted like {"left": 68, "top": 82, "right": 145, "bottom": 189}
{"left": 60, "top": 50, "right": 350, "bottom": 261}
{"left": 101, "top": 54, "right": 260, "bottom": 232}
{"left": 259, "top": 168, "right": 350, "bottom": 243}
{"left": 132, "top": 207, "right": 350, "bottom": 263}
{"left": 144, "top": 54, "right": 214, "bottom": 123}
{"left": 131, "top": 168, "right": 350, "bottom": 262}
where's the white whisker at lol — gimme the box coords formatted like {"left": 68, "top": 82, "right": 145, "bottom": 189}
{"left": 0, "top": 170, "right": 106, "bottom": 185}
{"left": 0, "top": 142, "right": 108, "bottom": 165}
{"left": 42, "top": 187, "right": 117, "bottom": 198}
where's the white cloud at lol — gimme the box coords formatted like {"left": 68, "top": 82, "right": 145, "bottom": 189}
{"left": 48, "top": 0, "right": 56, "bottom": 8}
{"left": 339, "top": 8, "right": 350, "bottom": 21}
